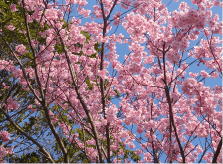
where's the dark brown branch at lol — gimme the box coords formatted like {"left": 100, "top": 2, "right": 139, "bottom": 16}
{"left": 57, "top": 30, "right": 104, "bottom": 163}
{"left": 21, "top": 1, "right": 69, "bottom": 162}
{"left": 162, "top": 44, "right": 185, "bottom": 163}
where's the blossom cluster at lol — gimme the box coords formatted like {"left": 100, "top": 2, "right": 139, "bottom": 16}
{"left": 0, "top": 146, "right": 13, "bottom": 163}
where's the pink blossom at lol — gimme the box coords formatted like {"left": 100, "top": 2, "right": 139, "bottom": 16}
{"left": 210, "top": 72, "right": 219, "bottom": 79}
{"left": 5, "top": 24, "right": 15, "bottom": 31}
{"left": 2, "top": 83, "right": 9, "bottom": 89}
{"left": 113, "top": 12, "right": 122, "bottom": 25}
{"left": 15, "top": 44, "right": 27, "bottom": 55}
{"left": 28, "top": 105, "right": 37, "bottom": 112}
{"left": 0, "top": 131, "right": 10, "bottom": 142}
{"left": 20, "top": 30, "right": 26, "bottom": 34}
{"left": 144, "top": 152, "right": 152, "bottom": 163}
{"left": 136, "top": 149, "right": 143, "bottom": 156}
{"left": 98, "top": 69, "right": 108, "bottom": 79}
{"left": 0, "top": 147, "right": 7, "bottom": 163}
{"left": 52, "top": 117, "right": 58, "bottom": 124}
{"left": 137, "top": 126, "right": 143, "bottom": 134}
{"left": 144, "top": 56, "right": 154, "bottom": 64}
{"left": 5, "top": 97, "right": 19, "bottom": 110}
{"left": 0, "top": 146, "right": 13, "bottom": 163}
{"left": 196, "top": 145, "right": 203, "bottom": 153}
{"left": 200, "top": 70, "right": 210, "bottom": 78}
{"left": 189, "top": 72, "right": 198, "bottom": 78}
{"left": 128, "top": 142, "right": 135, "bottom": 149}
{"left": 45, "top": 8, "right": 58, "bottom": 20}
{"left": 48, "top": 110, "right": 54, "bottom": 116}
{"left": 10, "top": 4, "right": 18, "bottom": 12}
{"left": 78, "top": 8, "right": 91, "bottom": 17}
{"left": 182, "top": 78, "right": 198, "bottom": 96}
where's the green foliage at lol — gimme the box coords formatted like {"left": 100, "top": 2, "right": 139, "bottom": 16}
{"left": 114, "top": 89, "right": 120, "bottom": 97}
{"left": 7, "top": 152, "right": 48, "bottom": 163}
{"left": 52, "top": 134, "right": 91, "bottom": 163}
{"left": 85, "top": 77, "right": 93, "bottom": 90}
{"left": 111, "top": 142, "right": 141, "bottom": 162}
{"left": 0, "top": 0, "right": 28, "bottom": 50}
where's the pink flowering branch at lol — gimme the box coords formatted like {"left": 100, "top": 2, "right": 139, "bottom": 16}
{"left": 99, "top": 0, "right": 120, "bottom": 162}
{"left": 2, "top": 15, "right": 64, "bottom": 163}
{"left": 56, "top": 28, "right": 104, "bottom": 162}
{"left": 162, "top": 47, "right": 185, "bottom": 163}
{"left": 0, "top": 34, "right": 42, "bottom": 103}
{"left": 20, "top": 1, "right": 69, "bottom": 162}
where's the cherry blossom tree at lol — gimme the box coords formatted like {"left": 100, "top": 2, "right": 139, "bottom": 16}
{"left": 0, "top": 0, "right": 222, "bottom": 163}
